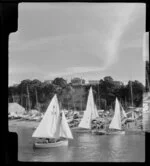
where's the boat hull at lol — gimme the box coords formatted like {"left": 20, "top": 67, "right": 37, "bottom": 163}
{"left": 34, "top": 139, "right": 68, "bottom": 148}
{"left": 107, "top": 131, "right": 125, "bottom": 135}
{"left": 92, "top": 130, "right": 107, "bottom": 135}
{"left": 71, "top": 127, "right": 91, "bottom": 133}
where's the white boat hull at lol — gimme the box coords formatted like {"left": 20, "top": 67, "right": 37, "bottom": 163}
{"left": 34, "top": 139, "right": 68, "bottom": 148}
{"left": 107, "top": 131, "right": 125, "bottom": 135}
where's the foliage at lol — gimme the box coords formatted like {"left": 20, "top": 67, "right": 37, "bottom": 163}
{"left": 8, "top": 76, "right": 145, "bottom": 112}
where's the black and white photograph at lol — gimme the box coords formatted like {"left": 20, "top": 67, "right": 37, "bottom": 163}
{"left": 8, "top": 2, "right": 149, "bottom": 162}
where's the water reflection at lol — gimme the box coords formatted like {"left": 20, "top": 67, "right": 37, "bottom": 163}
{"left": 33, "top": 146, "right": 69, "bottom": 162}
{"left": 107, "top": 135, "right": 125, "bottom": 161}
{"left": 11, "top": 127, "right": 145, "bottom": 162}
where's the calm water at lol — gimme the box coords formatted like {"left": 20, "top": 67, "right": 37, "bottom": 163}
{"left": 10, "top": 126, "right": 145, "bottom": 162}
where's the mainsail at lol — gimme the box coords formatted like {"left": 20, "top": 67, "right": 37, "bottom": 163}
{"left": 92, "top": 103, "right": 99, "bottom": 119}
{"left": 78, "top": 87, "right": 99, "bottom": 129}
{"left": 32, "top": 94, "right": 73, "bottom": 139}
{"left": 109, "top": 98, "right": 122, "bottom": 130}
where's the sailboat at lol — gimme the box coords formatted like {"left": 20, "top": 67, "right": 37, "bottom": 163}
{"left": 108, "top": 98, "right": 127, "bottom": 135}
{"left": 32, "top": 94, "right": 73, "bottom": 148}
{"left": 72, "top": 87, "right": 99, "bottom": 132}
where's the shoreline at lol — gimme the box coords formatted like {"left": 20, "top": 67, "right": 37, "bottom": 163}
{"left": 8, "top": 119, "right": 146, "bottom": 135}
{"left": 9, "top": 119, "right": 39, "bottom": 131}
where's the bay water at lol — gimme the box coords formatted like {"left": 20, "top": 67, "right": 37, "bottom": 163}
{"left": 10, "top": 126, "right": 145, "bottom": 162}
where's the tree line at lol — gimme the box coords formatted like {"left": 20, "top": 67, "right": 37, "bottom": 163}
{"left": 8, "top": 76, "right": 145, "bottom": 112}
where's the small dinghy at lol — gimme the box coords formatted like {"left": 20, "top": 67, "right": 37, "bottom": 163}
{"left": 34, "top": 138, "right": 68, "bottom": 148}
{"left": 32, "top": 94, "right": 73, "bottom": 148}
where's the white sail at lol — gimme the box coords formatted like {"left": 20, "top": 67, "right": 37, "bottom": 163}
{"left": 32, "top": 95, "right": 61, "bottom": 138}
{"left": 121, "top": 105, "right": 127, "bottom": 118}
{"left": 109, "top": 98, "right": 122, "bottom": 130}
{"left": 92, "top": 103, "right": 99, "bottom": 119}
{"left": 78, "top": 87, "right": 99, "bottom": 129}
{"left": 78, "top": 107, "right": 92, "bottom": 129}
{"left": 59, "top": 111, "right": 73, "bottom": 139}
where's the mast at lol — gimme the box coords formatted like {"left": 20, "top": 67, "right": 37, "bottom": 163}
{"left": 68, "top": 100, "right": 69, "bottom": 111}
{"left": 12, "top": 93, "right": 15, "bottom": 103}
{"left": 130, "top": 81, "right": 134, "bottom": 107}
{"left": 72, "top": 88, "right": 75, "bottom": 113}
{"left": 72, "top": 95, "right": 75, "bottom": 112}
{"left": 20, "top": 87, "right": 23, "bottom": 106}
{"left": 121, "top": 98, "right": 125, "bottom": 110}
{"left": 80, "top": 77, "right": 83, "bottom": 111}
{"left": 35, "top": 88, "right": 39, "bottom": 108}
{"left": 105, "top": 99, "right": 107, "bottom": 110}
{"left": 125, "top": 96, "right": 127, "bottom": 109}
{"left": 97, "top": 81, "right": 100, "bottom": 110}
{"left": 20, "top": 93, "right": 23, "bottom": 106}
{"left": 27, "top": 85, "right": 31, "bottom": 111}
{"left": 80, "top": 91, "right": 82, "bottom": 111}
{"left": 71, "top": 77, "right": 75, "bottom": 112}
{"left": 26, "top": 97, "right": 27, "bottom": 111}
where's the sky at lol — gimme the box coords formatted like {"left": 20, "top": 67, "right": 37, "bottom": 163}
{"left": 9, "top": 3, "right": 146, "bottom": 86}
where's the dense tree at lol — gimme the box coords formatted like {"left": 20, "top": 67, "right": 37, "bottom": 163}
{"left": 52, "top": 77, "right": 67, "bottom": 88}
{"left": 8, "top": 76, "right": 144, "bottom": 112}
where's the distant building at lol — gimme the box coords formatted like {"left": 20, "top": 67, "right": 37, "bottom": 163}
{"left": 113, "top": 81, "right": 123, "bottom": 86}
{"left": 88, "top": 80, "right": 99, "bottom": 85}
{"left": 71, "top": 78, "right": 85, "bottom": 86}
{"left": 44, "top": 80, "right": 53, "bottom": 84}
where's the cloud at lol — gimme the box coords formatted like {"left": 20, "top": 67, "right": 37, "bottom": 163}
{"left": 122, "top": 39, "right": 143, "bottom": 50}
{"left": 102, "top": 4, "right": 139, "bottom": 68}
{"left": 9, "top": 65, "right": 46, "bottom": 86}
{"left": 9, "top": 29, "right": 107, "bottom": 69}
{"left": 9, "top": 29, "right": 105, "bottom": 52}
{"left": 9, "top": 65, "right": 44, "bottom": 75}
{"left": 10, "top": 4, "right": 141, "bottom": 69}
{"left": 44, "top": 66, "right": 105, "bottom": 79}
{"left": 9, "top": 3, "right": 145, "bottom": 85}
